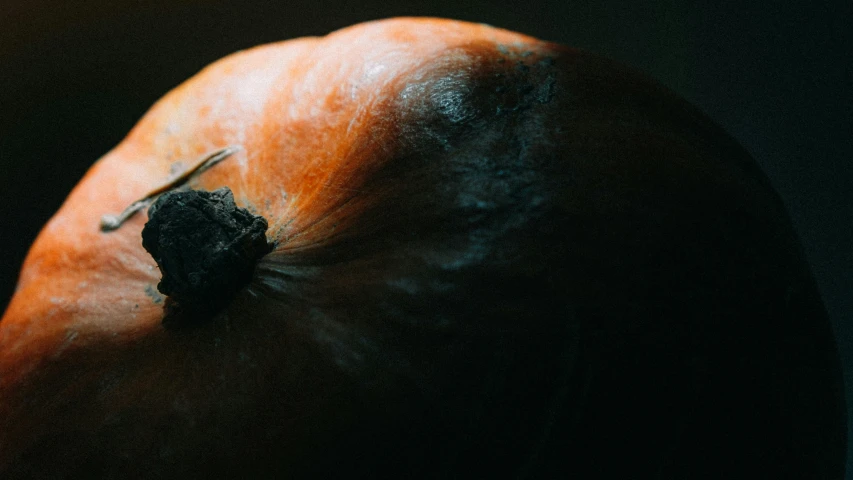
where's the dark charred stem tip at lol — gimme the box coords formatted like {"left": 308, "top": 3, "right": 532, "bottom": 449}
{"left": 141, "top": 187, "right": 271, "bottom": 324}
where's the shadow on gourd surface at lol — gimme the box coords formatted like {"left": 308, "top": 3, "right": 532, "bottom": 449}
{"left": 0, "top": 18, "right": 845, "bottom": 479}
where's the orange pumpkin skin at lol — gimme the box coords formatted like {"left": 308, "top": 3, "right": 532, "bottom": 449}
{"left": 0, "top": 18, "right": 845, "bottom": 478}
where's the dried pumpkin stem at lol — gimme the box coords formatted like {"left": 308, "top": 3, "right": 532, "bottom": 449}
{"left": 142, "top": 187, "right": 271, "bottom": 323}
{"left": 100, "top": 145, "right": 242, "bottom": 232}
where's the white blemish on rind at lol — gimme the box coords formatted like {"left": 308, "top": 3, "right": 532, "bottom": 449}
{"left": 52, "top": 330, "right": 79, "bottom": 359}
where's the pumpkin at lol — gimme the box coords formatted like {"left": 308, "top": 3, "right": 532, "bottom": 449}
{"left": 0, "top": 17, "right": 845, "bottom": 479}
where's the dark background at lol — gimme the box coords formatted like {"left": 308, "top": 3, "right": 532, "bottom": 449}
{"left": 1, "top": 0, "right": 850, "bottom": 474}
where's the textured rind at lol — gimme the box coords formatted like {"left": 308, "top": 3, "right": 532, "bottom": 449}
{"left": 0, "top": 17, "right": 846, "bottom": 479}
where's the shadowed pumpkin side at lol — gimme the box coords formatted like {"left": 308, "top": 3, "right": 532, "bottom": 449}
{"left": 0, "top": 18, "right": 845, "bottom": 479}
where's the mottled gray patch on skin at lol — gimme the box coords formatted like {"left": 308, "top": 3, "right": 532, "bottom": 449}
{"left": 432, "top": 86, "right": 473, "bottom": 124}
{"left": 144, "top": 284, "right": 164, "bottom": 304}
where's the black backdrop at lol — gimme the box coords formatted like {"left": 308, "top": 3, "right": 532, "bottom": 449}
{"left": 2, "top": 0, "right": 851, "bottom": 474}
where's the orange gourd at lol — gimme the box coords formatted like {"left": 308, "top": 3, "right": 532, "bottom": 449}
{"left": 0, "top": 18, "right": 845, "bottom": 478}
